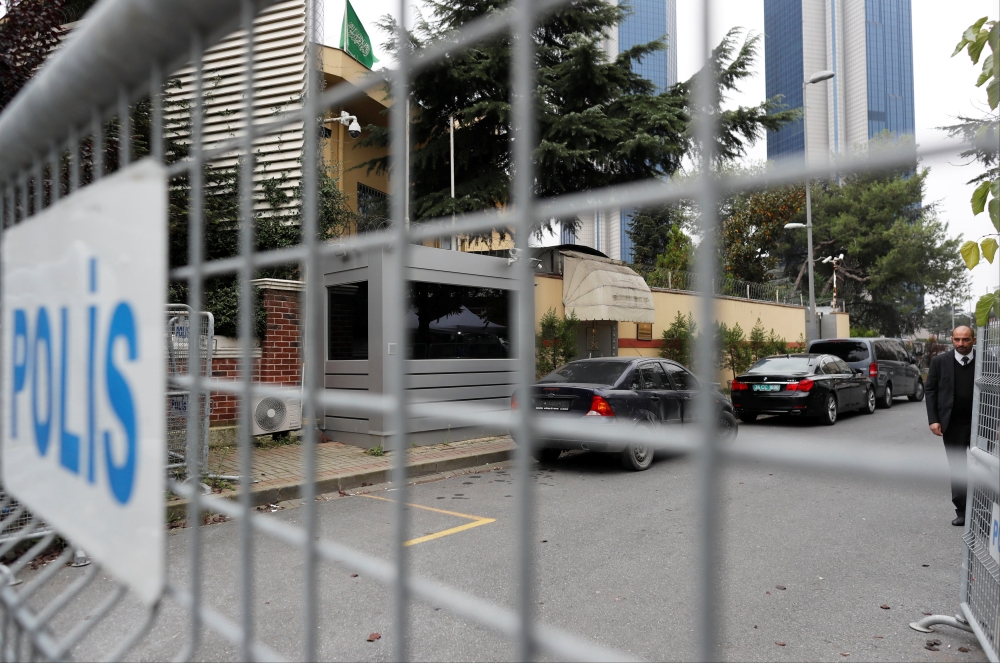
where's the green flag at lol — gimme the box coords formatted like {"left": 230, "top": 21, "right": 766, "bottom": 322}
{"left": 340, "top": 0, "right": 379, "bottom": 69}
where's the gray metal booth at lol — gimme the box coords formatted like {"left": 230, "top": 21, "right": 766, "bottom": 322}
{"left": 323, "top": 244, "right": 517, "bottom": 448}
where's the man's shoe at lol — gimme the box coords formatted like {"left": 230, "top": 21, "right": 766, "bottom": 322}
{"left": 952, "top": 515, "right": 966, "bottom": 527}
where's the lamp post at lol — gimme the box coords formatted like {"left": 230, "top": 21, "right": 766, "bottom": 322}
{"left": 784, "top": 69, "right": 835, "bottom": 342}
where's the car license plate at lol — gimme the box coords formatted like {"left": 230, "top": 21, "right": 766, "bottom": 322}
{"left": 752, "top": 384, "right": 781, "bottom": 392}
{"left": 534, "top": 399, "right": 571, "bottom": 411}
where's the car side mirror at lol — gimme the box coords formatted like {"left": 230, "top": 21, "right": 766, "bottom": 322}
{"left": 852, "top": 368, "right": 864, "bottom": 375}
{"left": 909, "top": 354, "right": 917, "bottom": 364}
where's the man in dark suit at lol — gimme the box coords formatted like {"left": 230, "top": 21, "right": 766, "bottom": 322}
{"left": 925, "top": 326, "right": 976, "bottom": 526}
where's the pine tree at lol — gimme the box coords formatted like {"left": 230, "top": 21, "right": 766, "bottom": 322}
{"left": 361, "top": 1, "right": 797, "bottom": 237}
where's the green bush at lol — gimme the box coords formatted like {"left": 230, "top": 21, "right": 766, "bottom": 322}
{"left": 659, "top": 312, "right": 697, "bottom": 366}
{"left": 535, "top": 309, "right": 579, "bottom": 379}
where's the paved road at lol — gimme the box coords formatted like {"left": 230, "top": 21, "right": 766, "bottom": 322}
{"left": 24, "top": 397, "right": 989, "bottom": 661}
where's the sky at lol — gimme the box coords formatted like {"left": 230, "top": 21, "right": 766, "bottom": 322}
{"left": 325, "top": 0, "right": 998, "bottom": 312}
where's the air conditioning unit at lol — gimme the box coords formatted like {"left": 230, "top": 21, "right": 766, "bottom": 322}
{"left": 251, "top": 395, "right": 301, "bottom": 436}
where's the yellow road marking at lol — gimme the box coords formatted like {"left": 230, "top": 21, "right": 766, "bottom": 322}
{"left": 358, "top": 494, "right": 495, "bottom": 546}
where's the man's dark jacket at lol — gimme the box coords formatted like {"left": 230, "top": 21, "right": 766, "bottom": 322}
{"left": 926, "top": 349, "right": 965, "bottom": 433}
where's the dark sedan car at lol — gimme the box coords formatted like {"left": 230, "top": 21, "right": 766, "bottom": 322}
{"left": 730, "top": 353, "right": 876, "bottom": 425}
{"left": 515, "top": 357, "right": 738, "bottom": 471}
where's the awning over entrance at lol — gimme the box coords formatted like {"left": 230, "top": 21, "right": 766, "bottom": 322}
{"left": 561, "top": 252, "right": 655, "bottom": 323}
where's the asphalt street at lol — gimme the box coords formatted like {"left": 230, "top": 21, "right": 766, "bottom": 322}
{"left": 23, "top": 397, "right": 989, "bottom": 661}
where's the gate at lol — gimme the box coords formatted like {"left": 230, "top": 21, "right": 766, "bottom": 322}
{"left": 0, "top": 0, "right": 984, "bottom": 660}
{"left": 910, "top": 322, "right": 1000, "bottom": 662}
{"left": 165, "top": 306, "right": 215, "bottom": 478}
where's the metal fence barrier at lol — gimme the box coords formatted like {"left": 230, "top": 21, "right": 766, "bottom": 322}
{"left": 641, "top": 268, "right": 803, "bottom": 306}
{"left": 0, "top": 0, "right": 990, "bottom": 660}
{"left": 166, "top": 306, "right": 215, "bottom": 477}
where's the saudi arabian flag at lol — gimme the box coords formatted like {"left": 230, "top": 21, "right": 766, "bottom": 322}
{"left": 340, "top": 0, "right": 379, "bottom": 69}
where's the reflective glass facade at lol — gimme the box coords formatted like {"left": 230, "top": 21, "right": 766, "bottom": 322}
{"left": 864, "top": 0, "right": 914, "bottom": 139}
{"left": 618, "top": 0, "right": 677, "bottom": 92}
{"left": 764, "top": 0, "right": 805, "bottom": 161}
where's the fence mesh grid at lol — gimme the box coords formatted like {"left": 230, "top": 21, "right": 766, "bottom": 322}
{"left": 0, "top": 0, "right": 995, "bottom": 660}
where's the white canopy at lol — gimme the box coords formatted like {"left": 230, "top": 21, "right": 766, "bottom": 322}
{"left": 561, "top": 251, "right": 655, "bottom": 323}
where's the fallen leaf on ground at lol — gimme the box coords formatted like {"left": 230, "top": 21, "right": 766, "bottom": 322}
{"left": 873, "top": 636, "right": 883, "bottom": 639}
{"left": 766, "top": 591, "right": 771, "bottom": 595}
{"left": 776, "top": 585, "right": 786, "bottom": 590}
{"left": 841, "top": 653, "right": 850, "bottom": 657}
{"left": 959, "top": 646, "right": 970, "bottom": 652}
{"left": 925, "top": 645, "right": 939, "bottom": 652}
{"left": 350, "top": 573, "right": 358, "bottom": 578}
{"left": 927, "top": 639, "right": 941, "bottom": 645}
{"left": 922, "top": 611, "right": 933, "bottom": 616}
{"left": 367, "top": 633, "right": 381, "bottom": 642}
{"left": 880, "top": 604, "right": 890, "bottom": 610}
{"left": 775, "top": 641, "right": 786, "bottom": 647}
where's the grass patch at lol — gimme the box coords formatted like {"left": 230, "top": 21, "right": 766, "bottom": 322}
{"left": 364, "top": 445, "right": 385, "bottom": 457}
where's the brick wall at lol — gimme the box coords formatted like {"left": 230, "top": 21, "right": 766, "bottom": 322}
{"left": 209, "top": 279, "right": 303, "bottom": 426}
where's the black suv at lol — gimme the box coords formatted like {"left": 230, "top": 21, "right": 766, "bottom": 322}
{"left": 805, "top": 337, "right": 924, "bottom": 408}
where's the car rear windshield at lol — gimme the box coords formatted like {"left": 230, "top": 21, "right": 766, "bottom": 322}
{"left": 809, "top": 341, "right": 870, "bottom": 362}
{"left": 538, "top": 361, "right": 628, "bottom": 386}
{"left": 746, "top": 356, "right": 816, "bottom": 375}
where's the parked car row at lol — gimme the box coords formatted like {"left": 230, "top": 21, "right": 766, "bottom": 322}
{"left": 730, "top": 337, "right": 924, "bottom": 425}
{"left": 517, "top": 338, "right": 925, "bottom": 472}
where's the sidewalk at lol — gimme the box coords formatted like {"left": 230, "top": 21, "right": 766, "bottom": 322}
{"left": 168, "top": 436, "right": 516, "bottom": 516}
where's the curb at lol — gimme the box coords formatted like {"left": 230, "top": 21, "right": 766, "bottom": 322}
{"left": 167, "top": 447, "right": 514, "bottom": 520}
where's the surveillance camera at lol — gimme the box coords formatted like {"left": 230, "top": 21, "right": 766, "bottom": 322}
{"left": 348, "top": 119, "right": 361, "bottom": 139}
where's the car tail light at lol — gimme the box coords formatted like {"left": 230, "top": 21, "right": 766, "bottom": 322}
{"left": 786, "top": 379, "right": 815, "bottom": 392}
{"left": 731, "top": 378, "right": 749, "bottom": 391}
{"left": 869, "top": 361, "right": 878, "bottom": 378}
{"left": 586, "top": 395, "right": 615, "bottom": 417}
{"left": 511, "top": 394, "right": 518, "bottom": 410}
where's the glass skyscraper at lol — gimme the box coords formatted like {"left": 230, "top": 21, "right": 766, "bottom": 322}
{"left": 764, "top": 0, "right": 915, "bottom": 162}
{"left": 617, "top": 0, "right": 677, "bottom": 262}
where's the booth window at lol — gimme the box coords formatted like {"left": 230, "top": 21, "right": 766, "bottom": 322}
{"left": 408, "top": 281, "right": 511, "bottom": 359}
{"left": 328, "top": 282, "right": 368, "bottom": 360}
{"left": 636, "top": 323, "right": 652, "bottom": 341}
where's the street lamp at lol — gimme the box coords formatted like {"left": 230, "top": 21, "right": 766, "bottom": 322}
{"left": 785, "top": 69, "right": 835, "bottom": 342}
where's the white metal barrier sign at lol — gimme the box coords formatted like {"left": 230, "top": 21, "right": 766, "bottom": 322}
{"left": 1, "top": 160, "right": 166, "bottom": 604}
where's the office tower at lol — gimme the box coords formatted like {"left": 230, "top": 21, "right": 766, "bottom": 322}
{"left": 571, "top": 0, "right": 677, "bottom": 262}
{"left": 764, "top": 0, "right": 915, "bottom": 164}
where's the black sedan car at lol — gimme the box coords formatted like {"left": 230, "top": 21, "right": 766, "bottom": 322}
{"left": 730, "top": 353, "right": 876, "bottom": 425}
{"left": 516, "top": 357, "right": 738, "bottom": 471}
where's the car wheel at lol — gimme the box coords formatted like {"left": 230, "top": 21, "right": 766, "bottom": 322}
{"left": 908, "top": 379, "right": 925, "bottom": 402}
{"left": 718, "top": 412, "right": 739, "bottom": 442}
{"left": 738, "top": 413, "right": 758, "bottom": 423}
{"left": 877, "top": 383, "right": 893, "bottom": 409}
{"left": 819, "top": 394, "right": 838, "bottom": 426}
{"left": 859, "top": 387, "right": 876, "bottom": 414}
{"left": 532, "top": 448, "right": 561, "bottom": 463}
{"left": 621, "top": 423, "right": 654, "bottom": 471}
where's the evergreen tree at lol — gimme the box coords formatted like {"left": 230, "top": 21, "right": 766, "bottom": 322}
{"left": 781, "top": 155, "right": 965, "bottom": 336}
{"left": 361, "top": 1, "right": 796, "bottom": 237}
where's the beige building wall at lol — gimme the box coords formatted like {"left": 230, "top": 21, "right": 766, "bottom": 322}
{"left": 533, "top": 274, "right": 830, "bottom": 379}
{"left": 320, "top": 47, "right": 391, "bottom": 217}
{"left": 616, "top": 289, "right": 809, "bottom": 355}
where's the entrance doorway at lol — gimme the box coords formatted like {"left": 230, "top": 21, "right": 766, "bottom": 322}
{"left": 576, "top": 321, "right": 618, "bottom": 359}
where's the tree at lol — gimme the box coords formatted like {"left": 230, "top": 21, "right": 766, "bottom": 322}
{"left": 535, "top": 308, "right": 578, "bottom": 378}
{"left": 720, "top": 180, "right": 805, "bottom": 283}
{"left": 0, "top": 0, "right": 98, "bottom": 110}
{"left": 780, "top": 158, "right": 965, "bottom": 336}
{"left": 946, "top": 16, "right": 999, "bottom": 325}
{"left": 659, "top": 311, "right": 697, "bottom": 366}
{"left": 362, "top": 1, "right": 796, "bottom": 237}
{"left": 627, "top": 204, "right": 692, "bottom": 272}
